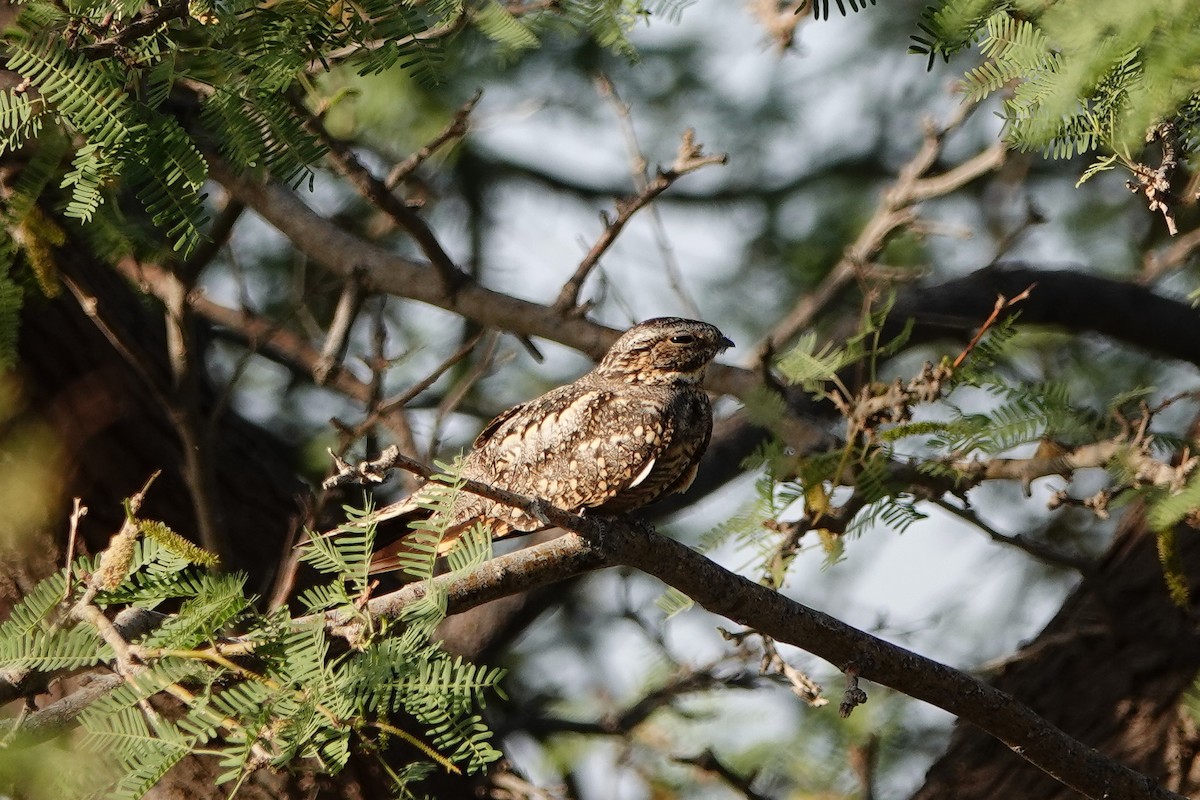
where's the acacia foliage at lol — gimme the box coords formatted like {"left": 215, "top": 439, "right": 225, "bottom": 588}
{"left": 0, "top": 477, "right": 503, "bottom": 799}
{"left": 912, "top": 0, "right": 1200, "bottom": 184}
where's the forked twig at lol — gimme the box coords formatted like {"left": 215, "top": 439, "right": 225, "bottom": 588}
{"left": 951, "top": 283, "right": 1034, "bottom": 369}
{"left": 552, "top": 129, "right": 727, "bottom": 314}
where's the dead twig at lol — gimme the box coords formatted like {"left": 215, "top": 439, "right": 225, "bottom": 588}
{"left": 1128, "top": 123, "right": 1180, "bottom": 236}
{"left": 62, "top": 498, "right": 87, "bottom": 601}
{"left": 426, "top": 331, "right": 503, "bottom": 463}
{"left": 951, "top": 283, "right": 1035, "bottom": 369}
{"left": 759, "top": 104, "right": 1007, "bottom": 361}
{"left": 372, "top": 329, "right": 489, "bottom": 422}
{"left": 386, "top": 90, "right": 482, "bottom": 189}
{"left": 839, "top": 664, "right": 868, "bottom": 718}
{"left": 718, "top": 627, "right": 827, "bottom": 707}
{"left": 551, "top": 128, "right": 727, "bottom": 314}
{"left": 595, "top": 74, "right": 701, "bottom": 317}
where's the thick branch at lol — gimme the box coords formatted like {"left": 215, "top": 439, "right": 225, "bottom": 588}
{"left": 891, "top": 264, "right": 1200, "bottom": 367}
{"left": 340, "top": 523, "right": 1178, "bottom": 800}
{"left": 208, "top": 160, "right": 764, "bottom": 402}
{"left": 3, "top": 488, "right": 1183, "bottom": 800}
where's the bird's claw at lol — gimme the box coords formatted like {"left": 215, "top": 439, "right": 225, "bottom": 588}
{"left": 527, "top": 498, "right": 552, "bottom": 527}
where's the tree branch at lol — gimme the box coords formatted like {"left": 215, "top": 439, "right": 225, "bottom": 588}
{"left": 759, "top": 107, "right": 1006, "bottom": 359}
{"left": 551, "top": 128, "right": 727, "bottom": 314}
{"left": 339, "top": 521, "right": 1180, "bottom": 800}
{"left": 3, "top": 482, "right": 1185, "bottom": 800}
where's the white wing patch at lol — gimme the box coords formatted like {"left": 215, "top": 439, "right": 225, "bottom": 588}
{"left": 629, "top": 457, "right": 657, "bottom": 488}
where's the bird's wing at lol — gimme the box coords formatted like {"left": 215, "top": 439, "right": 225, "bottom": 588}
{"left": 465, "top": 385, "right": 678, "bottom": 515}
{"left": 365, "top": 384, "right": 686, "bottom": 573}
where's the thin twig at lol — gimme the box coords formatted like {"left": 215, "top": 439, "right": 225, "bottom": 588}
{"left": 314, "top": 9, "right": 470, "bottom": 69}
{"left": 1140, "top": 223, "right": 1200, "bottom": 284}
{"left": 313, "top": 271, "right": 365, "bottom": 386}
{"left": 848, "top": 734, "right": 879, "bottom": 800}
{"left": 179, "top": 195, "right": 245, "bottom": 285}
{"left": 159, "top": 253, "right": 229, "bottom": 563}
{"left": 62, "top": 499, "right": 87, "bottom": 601}
{"left": 931, "top": 498, "right": 1092, "bottom": 573}
{"left": 759, "top": 106, "right": 1006, "bottom": 360}
{"left": 551, "top": 128, "right": 727, "bottom": 314}
{"left": 595, "top": 74, "right": 701, "bottom": 317}
{"left": 113, "top": 256, "right": 413, "bottom": 448}
{"left": 299, "top": 100, "right": 470, "bottom": 295}
{"left": 426, "top": 332, "right": 503, "bottom": 462}
{"left": 386, "top": 90, "right": 482, "bottom": 189}
{"left": 951, "top": 283, "right": 1035, "bottom": 368}
{"left": 719, "top": 627, "right": 827, "bottom": 707}
{"left": 675, "top": 749, "right": 770, "bottom": 800}
{"left": 375, "top": 329, "right": 489, "bottom": 419}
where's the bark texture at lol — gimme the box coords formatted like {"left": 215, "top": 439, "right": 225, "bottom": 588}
{"left": 912, "top": 506, "right": 1200, "bottom": 799}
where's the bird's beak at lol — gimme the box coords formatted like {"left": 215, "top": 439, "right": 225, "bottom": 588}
{"left": 719, "top": 336, "right": 735, "bottom": 351}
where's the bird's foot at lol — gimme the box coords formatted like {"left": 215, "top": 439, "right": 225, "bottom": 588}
{"left": 526, "top": 498, "right": 553, "bottom": 527}
{"left": 625, "top": 514, "right": 657, "bottom": 537}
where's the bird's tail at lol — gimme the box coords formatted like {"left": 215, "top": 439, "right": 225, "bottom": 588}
{"left": 366, "top": 499, "right": 475, "bottom": 575}
{"left": 311, "top": 497, "right": 468, "bottom": 576}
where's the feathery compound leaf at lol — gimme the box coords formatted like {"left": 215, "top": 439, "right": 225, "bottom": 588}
{"left": 140, "top": 572, "right": 251, "bottom": 649}
{"left": 655, "top": 586, "right": 695, "bottom": 618}
{"left": 60, "top": 143, "right": 120, "bottom": 222}
{"left": 1148, "top": 470, "right": 1200, "bottom": 531}
{"left": 778, "top": 332, "right": 855, "bottom": 391}
{"left": 443, "top": 522, "right": 493, "bottom": 574}
{"left": 909, "top": 0, "right": 1000, "bottom": 66}
{"left": 301, "top": 510, "right": 376, "bottom": 590}
{"left": 138, "top": 520, "right": 220, "bottom": 568}
{"left": 0, "top": 572, "right": 108, "bottom": 670}
{"left": 5, "top": 37, "right": 143, "bottom": 150}
{"left": 0, "top": 90, "right": 45, "bottom": 155}
{"left": 474, "top": 1, "right": 539, "bottom": 53}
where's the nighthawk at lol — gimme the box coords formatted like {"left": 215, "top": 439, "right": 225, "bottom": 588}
{"left": 368, "top": 317, "right": 733, "bottom": 572}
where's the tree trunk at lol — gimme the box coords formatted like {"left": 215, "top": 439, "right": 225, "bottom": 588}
{"left": 912, "top": 505, "right": 1200, "bottom": 799}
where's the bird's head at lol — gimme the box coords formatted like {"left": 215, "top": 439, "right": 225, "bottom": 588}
{"left": 594, "top": 317, "right": 734, "bottom": 385}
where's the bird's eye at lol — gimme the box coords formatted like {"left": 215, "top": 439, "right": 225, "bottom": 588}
{"left": 670, "top": 334, "right": 696, "bottom": 344}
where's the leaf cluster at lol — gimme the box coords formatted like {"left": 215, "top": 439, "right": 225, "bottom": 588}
{"left": 0, "top": 0, "right": 656, "bottom": 263}
{"left": 0, "top": 498, "right": 504, "bottom": 799}
{"left": 911, "top": 0, "right": 1200, "bottom": 181}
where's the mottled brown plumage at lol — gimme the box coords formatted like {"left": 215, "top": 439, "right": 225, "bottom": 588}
{"left": 369, "top": 318, "right": 733, "bottom": 572}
